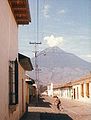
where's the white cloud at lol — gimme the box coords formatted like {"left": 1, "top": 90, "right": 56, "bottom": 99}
{"left": 81, "top": 54, "right": 91, "bottom": 58}
{"left": 80, "top": 54, "right": 91, "bottom": 63}
{"left": 43, "top": 5, "right": 50, "bottom": 18}
{"left": 58, "top": 9, "right": 66, "bottom": 15}
{"left": 85, "top": 54, "right": 91, "bottom": 58}
{"left": 43, "top": 35, "right": 64, "bottom": 47}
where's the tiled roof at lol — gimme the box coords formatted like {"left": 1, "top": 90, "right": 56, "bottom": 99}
{"left": 8, "top": 0, "right": 31, "bottom": 24}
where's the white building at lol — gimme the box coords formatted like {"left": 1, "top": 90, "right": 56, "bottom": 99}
{"left": 53, "top": 83, "right": 72, "bottom": 99}
{"left": 47, "top": 74, "right": 91, "bottom": 104}
{"left": 47, "top": 82, "right": 72, "bottom": 99}
{"left": 47, "top": 83, "right": 53, "bottom": 97}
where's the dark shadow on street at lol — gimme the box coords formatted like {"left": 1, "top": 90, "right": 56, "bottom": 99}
{"left": 20, "top": 112, "right": 73, "bottom": 120}
{"left": 40, "top": 112, "right": 73, "bottom": 120}
{"left": 38, "top": 96, "right": 52, "bottom": 107}
{"left": 29, "top": 96, "right": 52, "bottom": 108}
{"left": 20, "top": 96, "right": 73, "bottom": 120}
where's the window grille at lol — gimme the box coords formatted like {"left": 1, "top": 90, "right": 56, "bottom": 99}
{"left": 9, "top": 59, "right": 18, "bottom": 105}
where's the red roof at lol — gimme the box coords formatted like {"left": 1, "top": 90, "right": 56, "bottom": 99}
{"left": 8, "top": 0, "right": 31, "bottom": 24}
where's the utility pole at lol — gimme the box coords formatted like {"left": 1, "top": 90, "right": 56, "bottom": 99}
{"left": 29, "top": 41, "right": 41, "bottom": 105}
{"left": 29, "top": 0, "right": 41, "bottom": 105}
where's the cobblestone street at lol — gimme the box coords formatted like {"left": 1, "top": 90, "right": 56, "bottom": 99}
{"left": 20, "top": 96, "right": 91, "bottom": 120}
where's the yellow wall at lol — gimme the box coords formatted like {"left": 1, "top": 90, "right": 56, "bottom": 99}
{"left": 18, "top": 63, "right": 26, "bottom": 118}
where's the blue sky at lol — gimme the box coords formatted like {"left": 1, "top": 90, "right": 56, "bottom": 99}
{"left": 18, "top": 0, "right": 91, "bottom": 62}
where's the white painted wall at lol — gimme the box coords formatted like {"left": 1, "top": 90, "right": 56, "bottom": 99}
{"left": 0, "top": 0, "right": 18, "bottom": 120}
{"left": 47, "top": 83, "right": 53, "bottom": 97}
{"left": 53, "top": 87, "right": 72, "bottom": 99}
{"left": 53, "top": 89, "right": 60, "bottom": 98}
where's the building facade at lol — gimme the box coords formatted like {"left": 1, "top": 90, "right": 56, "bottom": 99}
{"left": 47, "top": 83, "right": 53, "bottom": 97}
{"left": 25, "top": 75, "right": 35, "bottom": 104}
{"left": 18, "top": 53, "right": 33, "bottom": 118}
{"left": 72, "top": 74, "right": 91, "bottom": 103}
{"left": 0, "top": 0, "right": 31, "bottom": 120}
{"left": 50, "top": 83, "right": 72, "bottom": 99}
{"left": 47, "top": 74, "right": 91, "bottom": 104}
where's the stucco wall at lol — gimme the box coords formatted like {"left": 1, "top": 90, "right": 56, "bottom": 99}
{"left": 89, "top": 82, "right": 91, "bottom": 97}
{"left": 0, "top": 0, "right": 18, "bottom": 120}
{"left": 73, "top": 85, "right": 80, "bottom": 100}
{"left": 53, "top": 89, "right": 60, "bottom": 98}
{"left": 47, "top": 83, "right": 53, "bottom": 97}
{"left": 73, "top": 83, "right": 91, "bottom": 103}
{"left": 18, "top": 63, "right": 26, "bottom": 118}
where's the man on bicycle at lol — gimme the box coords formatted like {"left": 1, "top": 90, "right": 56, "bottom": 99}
{"left": 54, "top": 96, "right": 61, "bottom": 111}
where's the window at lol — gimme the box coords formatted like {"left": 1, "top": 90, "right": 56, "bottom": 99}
{"left": 81, "top": 84, "right": 84, "bottom": 97}
{"left": 9, "top": 59, "right": 18, "bottom": 105}
{"left": 86, "top": 83, "right": 89, "bottom": 98}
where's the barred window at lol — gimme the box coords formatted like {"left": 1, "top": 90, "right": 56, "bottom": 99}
{"left": 9, "top": 59, "right": 18, "bottom": 105}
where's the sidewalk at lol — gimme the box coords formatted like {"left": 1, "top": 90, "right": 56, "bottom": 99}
{"left": 20, "top": 96, "right": 40, "bottom": 120}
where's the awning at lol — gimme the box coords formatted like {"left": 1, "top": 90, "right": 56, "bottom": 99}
{"left": 18, "top": 53, "right": 33, "bottom": 71}
{"left": 25, "top": 74, "right": 35, "bottom": 85}
{"left": 25, "top": 78, "right": 35, "bottom": 85}
{"left": 8, "top": 0, "right": 31, "bottom": 24}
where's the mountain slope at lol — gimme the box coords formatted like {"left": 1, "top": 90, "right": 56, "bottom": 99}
{"left": 30, "top": 46, "right": 91, "bottom": 84}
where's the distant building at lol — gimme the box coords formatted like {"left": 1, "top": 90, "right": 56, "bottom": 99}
{"left": 47, "top": 83, "right": 53, "bottom": 97}
{"left": 25, "top": 74, "right": 35, "bottom": 104}
{"left": 47, "top": 74, "right": 91, "bottom": 104}
{"left": 0, "top": 0, "right": 31, "bottom": 120}
{"left": 72, "top": 74, "right": 91, "bottom": 103}
{"left": 59, "top": 82, "right": 72, "bottom": 99}
{"left": 47, "top": 83, "right": 72, "bottom": 99}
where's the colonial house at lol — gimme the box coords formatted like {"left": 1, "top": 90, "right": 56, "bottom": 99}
{"left": 47, "top": 83, "right": 53, "bottom": 97}
{"left": 18, "top": 53, "right": 33, "bottom": 117}
{"left": 72, "top": 74, "right": 91, "bottom": 103}
{"left": 0, "top": 0, "right": 31, "bottom": 120}
{"left": 52, "top": 84, "right": 62, "bottom": 98}
{"left": 25, "top": 74, "right": 35, "bottom": 104}
{"left": 47, "top": 83, "right": 72, "bottom": 99}
{"left": 47, "top": 74, "right": 91, "bottom": 104}
{"left": 59, "top": 82, "right": 72, "bottom": 99}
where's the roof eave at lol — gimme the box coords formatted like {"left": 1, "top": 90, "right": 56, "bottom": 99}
{"left": 8, "top": 0, "right": 31, "bottom": 25}
{"left": 18, "top": 53, "right": 33, "bottom": 71}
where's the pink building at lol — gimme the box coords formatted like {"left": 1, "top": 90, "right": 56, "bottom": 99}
{"left": 0, "top": 0, "right": 31, "bottom": 120}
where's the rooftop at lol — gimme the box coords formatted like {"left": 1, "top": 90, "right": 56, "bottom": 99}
{"left": 8, "top": 0, "right": 31, "bottom": 24}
